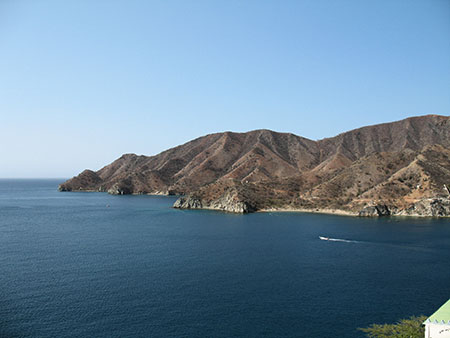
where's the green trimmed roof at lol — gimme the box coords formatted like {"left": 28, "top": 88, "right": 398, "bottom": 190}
{"left": 425, "top": 299, "right": 450, "bottom": 324}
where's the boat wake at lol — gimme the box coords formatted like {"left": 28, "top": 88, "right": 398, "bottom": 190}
{"left": 328, "top": 238, "right": 359, "bottom": 243}
{"left": 318, "top": 236, "right": 434, "bottom": 252}
{"left": 319, "top": 236, "right": 359, "bottom": 243}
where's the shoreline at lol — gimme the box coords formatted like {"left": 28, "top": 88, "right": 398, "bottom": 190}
{"left": 58, "top": 189, "right": 450, "bottom": 218}
{"left": 181, "top": 205, "right": 449, "bottom": 218}
{"left": 259, "top": 207, "right": 357, "bottom": 217}
{"left": 258, "top": 207, "right": 450, "bottom": 218}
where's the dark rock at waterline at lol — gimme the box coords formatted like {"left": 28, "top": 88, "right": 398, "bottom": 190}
{"left": 359, "top": 204, "right": 391, "bottom": 217}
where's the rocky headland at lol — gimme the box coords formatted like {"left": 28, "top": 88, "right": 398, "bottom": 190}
{"left": 59, "top": 115, "right": 450, "bottom": 217}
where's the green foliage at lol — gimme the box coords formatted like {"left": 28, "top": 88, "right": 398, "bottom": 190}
{"left": 359, "top": 315, "right": 427, "bottom": 338}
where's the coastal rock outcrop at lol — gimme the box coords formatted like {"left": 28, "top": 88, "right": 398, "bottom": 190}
{"left": 173, "top": 196, "right": 203, "bottom": 209}
{"left": 396, "top": 198, "right": 450, "bottom": 217}
{"left": 173, "top": 191, "right": 257, "bottom": 214}
{"left": 107, "top": 182, "right": 133, "bottom": 195}
{"left": 359, "top": 204, "right": 391, "bottom": 217}
{"left": 207, "top": 198, "right": 255, "bottom": 213}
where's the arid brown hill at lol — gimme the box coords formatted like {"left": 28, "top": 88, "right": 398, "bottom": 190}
{"left": 60, "top": 115, "right": 450, "bottom": 216}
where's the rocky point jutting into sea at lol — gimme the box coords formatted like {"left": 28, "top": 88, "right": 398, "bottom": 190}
{"left": 59, "top": 115, "right": 450, "bottom": 217}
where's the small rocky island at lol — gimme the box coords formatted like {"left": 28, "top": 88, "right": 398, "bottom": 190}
{"left": 59, "top": 115, "right": 450, "bottom": 217}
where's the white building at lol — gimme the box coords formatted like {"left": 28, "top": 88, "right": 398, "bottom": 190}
{"left": 424, "top": 299, "right": 450, "bottom": 338}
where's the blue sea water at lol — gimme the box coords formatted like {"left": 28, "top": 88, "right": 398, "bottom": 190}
{"left": 0, "top": 179, "right": 449, "bottom": 338}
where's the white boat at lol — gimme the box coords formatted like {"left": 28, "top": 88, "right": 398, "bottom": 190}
{"left": 319, "top": 236, "right": 329, "bottom": 241}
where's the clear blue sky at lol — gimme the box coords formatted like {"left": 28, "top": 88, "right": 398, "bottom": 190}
{"left": 1, "top": 0, "right": 449, "bottom": 178}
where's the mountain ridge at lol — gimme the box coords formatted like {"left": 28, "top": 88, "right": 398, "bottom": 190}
{"left": 59, "top": 114, "right": 450, "bottom": 216}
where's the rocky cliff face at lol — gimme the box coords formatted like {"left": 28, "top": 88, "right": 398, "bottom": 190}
{"left": 395, "top": 198, "right": 450, "bottom": 217}
{"left": 173, "top": 192, "right": 256, "bottom": 214}
{"left": 357, "top": 198, "right": 450, "bottom": 217}
{"left": 60, "top": 115, "right": 450, "bottom": 216}
{"left": 359, "top": 204, "right": 391, "bottom": 217}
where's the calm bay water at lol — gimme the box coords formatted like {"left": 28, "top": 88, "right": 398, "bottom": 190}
{"left": 0, "top": 179, "right": 449, "bottom": 338}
